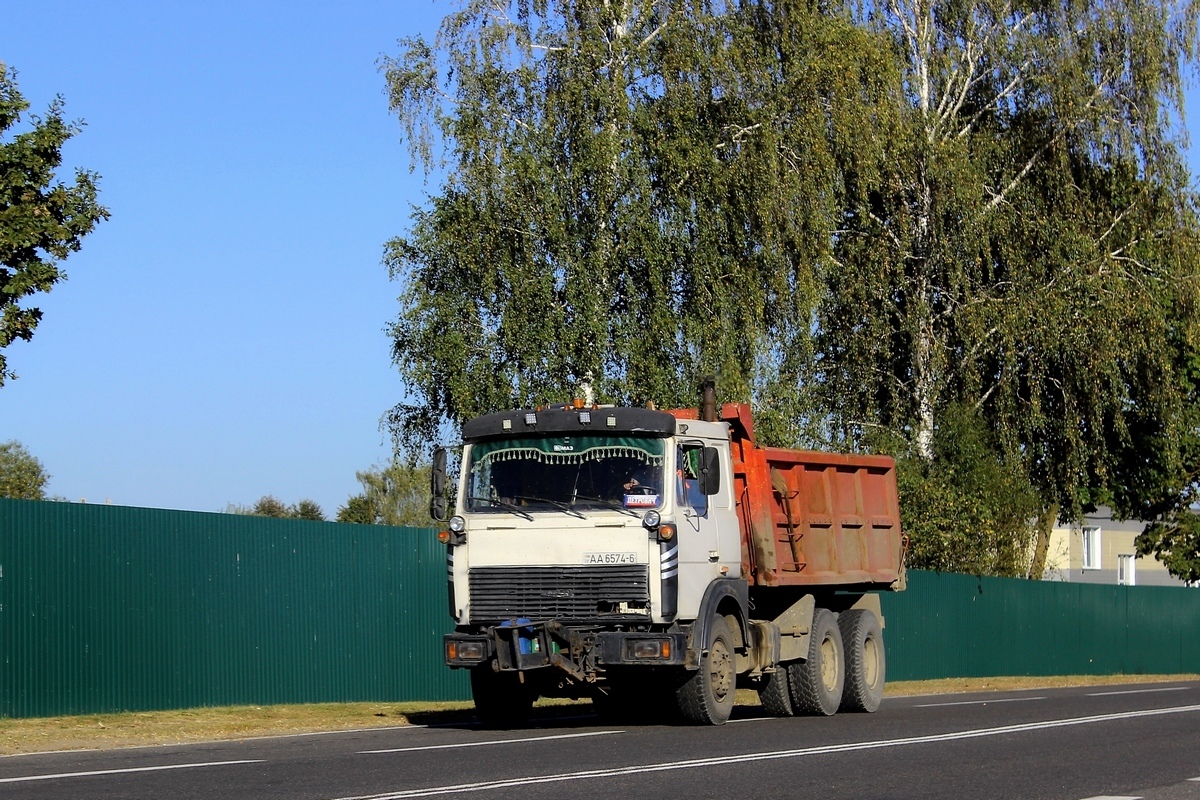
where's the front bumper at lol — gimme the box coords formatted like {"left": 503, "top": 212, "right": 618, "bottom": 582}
{"left": 445, "top": 623, "right": 688, "bottom": 675}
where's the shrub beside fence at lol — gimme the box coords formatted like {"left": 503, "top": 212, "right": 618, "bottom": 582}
{"left": 2, "top": 497, "right": 1197, "bottom": 718}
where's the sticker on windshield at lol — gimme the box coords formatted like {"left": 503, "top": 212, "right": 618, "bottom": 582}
{"left": 624, "top": 494, "right": 659, "bottom": 508}
{"left": 584, "top": 552, "right": 638, "bottom": 565}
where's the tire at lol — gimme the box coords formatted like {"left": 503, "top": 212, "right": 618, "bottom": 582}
{"left": 470, "top": 664, "right": 534, "bottom": 728}
{"left": 675, "top": 614, "right": 737, "bottom": 725}
{"left": 759, "top": 665, "right": 794, "bottom": 716}
{"left": 838, "top": 608, "right": 885, "bottom": 713}
{"left": 788, "top": 608, "right": 844, "bottom": 716}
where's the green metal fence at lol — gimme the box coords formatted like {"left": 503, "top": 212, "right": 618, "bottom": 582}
{"left": 879, "top": 570, "right": 1200, "bottom": 680}
{"left": 0, "top": 498, "right": 468, "bottom": 718}
{"left": 2, "top": 498, "right": 1198, "bottom": 718}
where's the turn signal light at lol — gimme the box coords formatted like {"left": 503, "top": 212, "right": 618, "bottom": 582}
{"left": 658, "top": 524, "right": 676, "bottom": 541}
{"left": 437, "top": 530, "right": 451, "bottom": 544}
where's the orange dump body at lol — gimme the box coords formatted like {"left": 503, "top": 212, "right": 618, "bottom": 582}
{"left": 669, "top": 403, "right": 906, "bottom": 590}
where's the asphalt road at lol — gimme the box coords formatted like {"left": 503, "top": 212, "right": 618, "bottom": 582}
{"left": 3, "top": 680, "right": 1199, "bottom": 800}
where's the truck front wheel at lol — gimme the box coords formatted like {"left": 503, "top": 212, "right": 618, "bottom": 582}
{"left": 675, "top": 614, "right": 736, "bottom": 725}
{"left": 470, "top": 665, "right": 534, "bottom": 728}
{"left": 788, "top": 608, "right": 844, "bottom": 716}
{"left": 838, "top": 609, "right": 885, "bottom": 712}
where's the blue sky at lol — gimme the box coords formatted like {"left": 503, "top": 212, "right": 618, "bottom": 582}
{"left": 2, "top": 3, "right": 1199, "bottom": 516}
{"left": 1, "top": 2, "right": 445, "bottom": 515}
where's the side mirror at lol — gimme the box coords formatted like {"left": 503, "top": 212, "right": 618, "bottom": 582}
{"left": 429, "top": 447, "right": 448, "bottom": 521}
{"left": 699, "top": 447, "right": 721, "bottom": 496}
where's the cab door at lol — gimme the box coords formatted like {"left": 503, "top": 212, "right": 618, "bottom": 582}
{"left": 674, "top": 441, "right": 721, "bottom": 618}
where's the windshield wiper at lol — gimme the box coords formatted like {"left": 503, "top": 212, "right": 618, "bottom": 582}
{"left": 513, "top": 495, "right": 586, "bottom": 519}
{"left": 465, "top": 495, "right": 534, "bottom": 521}
{"left": 571, "top": 495, "right": 640, "bottom": 517}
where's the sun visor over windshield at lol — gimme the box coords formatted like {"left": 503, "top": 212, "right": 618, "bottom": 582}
{"left": 469, "top": 436, "right": 665, "bottom": 467}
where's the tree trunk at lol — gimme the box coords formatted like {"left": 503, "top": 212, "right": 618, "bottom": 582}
{"left": 1027, "top": 504, "right": 1058, "bottom": 579}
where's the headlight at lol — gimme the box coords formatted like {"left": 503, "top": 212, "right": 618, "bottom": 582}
{"left": 642, "top": 510, "right": 661, "bottom": 529}
{"left": 446, "top": 639, "right": 487, "bottom": 662}
{"left": 448, "top": 515, "right": 466, "bottom": 533}
{"left": 626, "top": 638, "right": 672, "bottom": 659}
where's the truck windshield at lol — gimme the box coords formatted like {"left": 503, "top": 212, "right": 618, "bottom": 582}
{"left": 465, "top": 435, "right": 666, "bottom": 515}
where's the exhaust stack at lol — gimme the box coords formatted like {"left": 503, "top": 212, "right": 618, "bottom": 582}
{"left": 700, "top": 377, "right": 718, "bottom": 422}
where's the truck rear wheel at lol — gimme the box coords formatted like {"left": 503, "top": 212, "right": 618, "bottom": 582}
{"left": 675, "top": 614, "right": 736, "bottom": 725}
{"left": 758, "top": 665, "right": 794, "bottom": 716}
{"left": 788, "top": 608, "right": 844, "bottom": 716}
{"left": 470, "top": 665, "right": 534, "bottom": 728}
{"left": 838, "top": 609, "right": 885, "bottom": 712}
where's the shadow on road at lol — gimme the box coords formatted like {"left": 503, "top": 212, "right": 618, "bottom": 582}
{"left": 402, "top": 701, "right": 772, "bottom": 730}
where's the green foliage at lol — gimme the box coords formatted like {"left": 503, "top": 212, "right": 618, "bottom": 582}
{"left": 383, "top": 0, "right": 1200, "bottom": 577}
{"left": 225, "top": 495, "right": 326, "bottom": 521}
{"left": 820, "top": 0, "right": 1200, "bottom": 522}
{"left": 893, "top": 406, "right": 1040, "bottom": 576}
{"left": 336, "top": 461, "right": 432, "bottom": 527}
{"left": 293, "top": 499, "right": 325, "bottom": 521}
{"left": 1114, "top": 326, "right": 1200, "bottom": 582}
{"left": 1135, "top": 515, "right": 1200, "bottom": 584}
{"left": 336, "top": 494, "right": 377, "bottom": 525}
{"left": 381, "top": 0, "right": 894, "bottom": 453}
{"left": 0, "top": 439, "right": 49, "bottom": 499}
{"left": 0, "top": 64, "right": 109, "bottom": 385}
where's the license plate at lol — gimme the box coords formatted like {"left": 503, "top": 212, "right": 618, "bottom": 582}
{"left": 584, "top": 552, "right": 638, "bottom": 565}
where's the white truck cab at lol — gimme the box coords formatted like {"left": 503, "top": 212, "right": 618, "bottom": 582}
{"left": 446, "top": 408, "right": 739, "bottom": 629}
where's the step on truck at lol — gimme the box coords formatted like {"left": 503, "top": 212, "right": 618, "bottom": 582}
{"left": 431, "top": 382, "right": 907, "bottom": 726}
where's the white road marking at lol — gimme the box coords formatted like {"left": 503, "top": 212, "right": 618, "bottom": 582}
{"left": 359, "top": 730, "right": 621, "bottom": 754}
{"left": 1189, "top": 777, "right": 1200, "bottom": 782}
{"left": 0, "top": 759, "right": 264, "bottom": 784}
{"left": 915, "top": 696, "right": 1047, "bottom": 708}
{"left": 1086, "top": 687, "right": 1191, "bottom": 697}
{"left": 1078, "top": 796, "right": 1142, "bottom": 799}
{"left": 329, "top": 703, "right": 1200, "bottom": 800}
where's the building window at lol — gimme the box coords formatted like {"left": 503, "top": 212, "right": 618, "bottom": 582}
{"left": 1082, "top": 526, "right": 1101, "bottom": 570}
{"left": 1117, "top": 554, "right": 1135, "bottom": 586}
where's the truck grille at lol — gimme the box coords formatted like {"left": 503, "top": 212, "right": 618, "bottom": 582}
{"left": 468, "top": 565, "right": 650, "bottom": 623}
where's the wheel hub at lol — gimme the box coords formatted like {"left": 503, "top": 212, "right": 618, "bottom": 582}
{"left": 820, "top": 635, "right": 839, "bottom": 692}
{"left": 710, "top": 639, "right": 733, "bottom": 701}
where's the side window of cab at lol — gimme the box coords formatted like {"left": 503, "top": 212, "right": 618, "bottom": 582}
{"left": 676, "top": 444, "right": 709, "bottom": 516}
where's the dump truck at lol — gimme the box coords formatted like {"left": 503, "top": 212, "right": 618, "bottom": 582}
{"left": 430, "top": 383, "right": 907, "bottom": 725}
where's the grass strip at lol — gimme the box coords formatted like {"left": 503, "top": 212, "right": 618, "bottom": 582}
{"left": 2, "top": 674, "right": 1196, "bottom": 756}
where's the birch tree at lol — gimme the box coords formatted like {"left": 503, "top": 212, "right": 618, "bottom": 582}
{"left": 818, "top": 0, "right": 1200, "bottom": 519}
{"left": 381, "top": 0, "right": 891, "bottom": 450}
